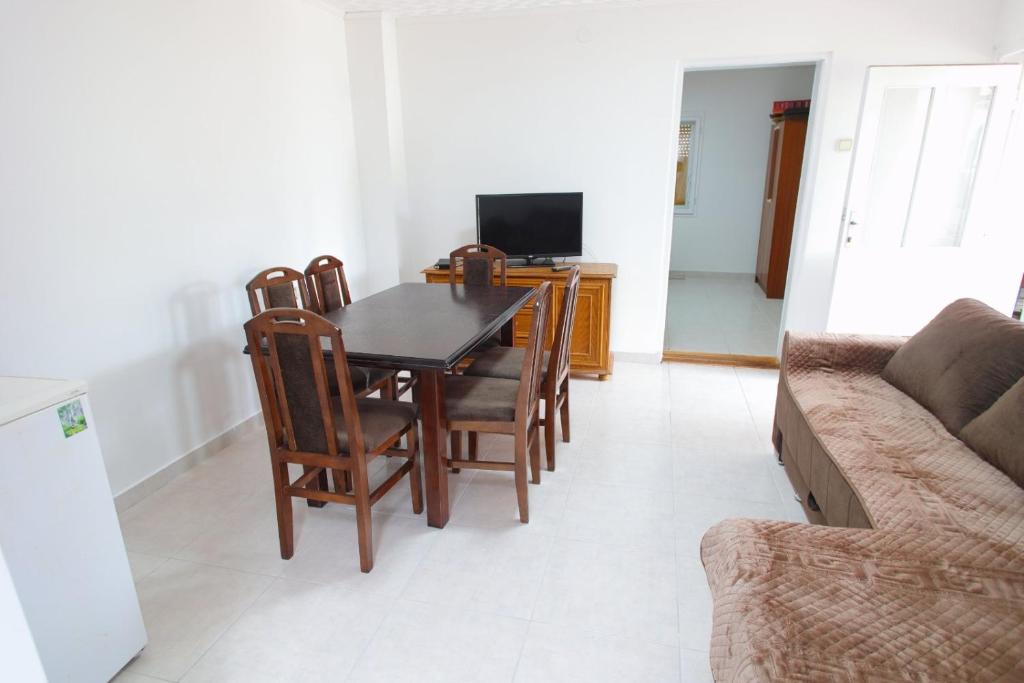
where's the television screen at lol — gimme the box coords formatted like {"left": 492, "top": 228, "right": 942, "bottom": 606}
{"left": 476, "top": 192, "right": 583, "bottom": 258}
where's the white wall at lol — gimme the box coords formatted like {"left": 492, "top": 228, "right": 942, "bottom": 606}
{"left": 670, "top": 65, "right": 815, "bottom": 274}
{"left": 390, "top": 0, "right": 1000, "bottom": 355}
{"left": 995, "top": 0, "right": 1024, "bottom": 59}
{"left": 346, "top": 12, "right": 408, "bottom": 293}
{"left": 0, "top": 0, "right": 366, "bottom": 494}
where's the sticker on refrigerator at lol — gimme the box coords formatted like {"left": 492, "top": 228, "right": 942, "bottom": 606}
{"left": 58, "top": 399, "right": 87, "bottom": 438}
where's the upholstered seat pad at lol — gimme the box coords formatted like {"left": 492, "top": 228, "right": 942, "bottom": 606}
{"left": 331, "top": 397, "right": 417, "bottom": 451}
{"left": 444, "top": 375, "right": 519, "bottom": 423}
{"left": 463, "top": 347, "right": 550, "bottom": 382}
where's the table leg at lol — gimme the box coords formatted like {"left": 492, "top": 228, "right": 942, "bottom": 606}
{"left": 417, "top": 369, "right": 450, "bottom": 528}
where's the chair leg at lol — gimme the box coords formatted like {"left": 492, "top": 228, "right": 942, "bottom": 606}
{"left": 544, "top": 396, "right": 557, "bottom": 472}
{"left": 450, "top": 430, "right": 461, "bottom": 473}
{"left": 529, "top": 424, "right": 541, "bottom": 485}
{"left": 559, "top": 378, "right": 571, "bottom": 443}
{"left": 272, "top": 459, "right": 294, "bottom": 559}
{"left": 408, "top": 428, "right": 424, "bottom": 515}
{"left": 331, "top": 468, "right": 346, "bottom": 494}
{"left": 353, "top": 466, "right": 374, "bottom": 573}
{"left": 514, "top": 435, "right": 529, "bottom": 523}
{"left": 468, "top": 431, "right": 478, "bottom": 461}
{"left": 305, "top": 466, "right": 327, "bottom": 508}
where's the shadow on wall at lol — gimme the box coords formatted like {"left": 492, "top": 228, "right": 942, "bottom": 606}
{"left": 170, "top": 281, "right": 253, "bottom": 465}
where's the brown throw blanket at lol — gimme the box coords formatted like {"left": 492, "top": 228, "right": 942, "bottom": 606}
{"left": 702, "top": 519, "right": 1024, "bottom": 682}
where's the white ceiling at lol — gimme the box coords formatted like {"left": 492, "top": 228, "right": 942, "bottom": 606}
{"left": 332, "top": 0, "right": 681, "bottom": 16}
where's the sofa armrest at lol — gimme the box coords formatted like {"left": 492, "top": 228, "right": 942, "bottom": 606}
{"left": 782, "top": 331, "right": 906, "bottom": 376}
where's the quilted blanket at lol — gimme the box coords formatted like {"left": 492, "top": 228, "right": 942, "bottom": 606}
{"left": 701, "top": 333, "right": 1024, "bottom": 681}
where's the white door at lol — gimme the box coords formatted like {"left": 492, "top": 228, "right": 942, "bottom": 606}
{"left": 828, "top": 64, "right": 1022, "bottom": 335}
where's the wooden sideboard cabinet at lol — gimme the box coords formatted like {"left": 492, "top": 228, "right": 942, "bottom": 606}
{"left": 421, "top": 262, "right": 616, "bottom": 379}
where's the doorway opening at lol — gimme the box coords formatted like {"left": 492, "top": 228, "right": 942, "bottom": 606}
{"left": 663, "top": 63, "right": 817, "bottom": 366}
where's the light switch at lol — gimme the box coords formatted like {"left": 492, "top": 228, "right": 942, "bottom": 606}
{"left": 835, "top": 138, "right": 853, "bottom": 152}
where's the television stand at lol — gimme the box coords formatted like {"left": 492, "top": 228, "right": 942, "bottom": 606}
{"left": 422, "top": 261, "right": 617, "bottom": 379}
{"left": 508, "top": 256, "right": 556, "bottom": 267}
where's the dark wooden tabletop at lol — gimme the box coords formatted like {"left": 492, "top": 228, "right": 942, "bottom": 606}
{"left": 317, "top": 283, "right": 533, "bottom": 371}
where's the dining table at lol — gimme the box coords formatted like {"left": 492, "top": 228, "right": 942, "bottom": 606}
{"left": 310, "top": 281, "right": 534, "bottom": 528}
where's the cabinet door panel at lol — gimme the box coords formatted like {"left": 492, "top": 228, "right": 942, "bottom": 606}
{"left": 569, "top": 283, "right": 605, "bottom": 369}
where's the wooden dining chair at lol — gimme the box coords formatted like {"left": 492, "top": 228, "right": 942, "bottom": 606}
{"left": 449, "top": 244, "right": 508, "bottom": 287}
{"left": 303, "top": 255, "right": 403, "bottom": 399}
{"left": 246, "top": 266, "right": 388, "bottom": 400}
{"left": 449, "top": 244, "right": 510, "bottom": 365}
{"left": 246, "top": 266, "right": 313, "bottom": 314}
{"left": 304, "top": 254, "right": 352, "bottom": 313}
{"left": 463, "top": 266, "right": 580, "bottom": 471}
{"left": 244, "top": 308, "right": 422, "bottom": 573}
{"left": 443, "top": 282, "right": 552, "bottom": 523}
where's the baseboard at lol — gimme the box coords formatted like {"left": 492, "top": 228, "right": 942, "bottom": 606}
{"left": 669, "top": 270, "right": 755, "bottom": 280}
{"left": 114, "top": 412, "right": 264, "bottom": 512}
{"left": 662, "top": 350, "right": 779, "bottom": 369}
{"left": 613, "top": 351, "right": 663, "bottom": 364}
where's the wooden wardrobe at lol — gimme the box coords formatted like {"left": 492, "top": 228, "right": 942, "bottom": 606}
{"left": 755, "top": 110, "right": 808, "bottom": 299}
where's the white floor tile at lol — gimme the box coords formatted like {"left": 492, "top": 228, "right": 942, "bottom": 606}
{"left": 532, "top": 539, "right": 678, "bottom": 645}
{"left": 664, "top": 274, "right": 782, "bottom": 357}
{"left": 449, "top": 469, "right": 569, "bottom": 534}
{"left": 279, "top": 511, "right": 438, "bottom": 596}
{"left": 347, "top": 600, "right": 529, "bottom": 683}
{"left": 680, "top": 648, "right": 715, "bottom": 683}
{"left": 515, "top": 622, "right": 680, "bottom": 682}
{"left": 572, "top": 439, "right": 675, "bottom": 491}
{"left": 120, "top": 479, "right": 248, "bottom": 557}
{"left": 559, "top": 480, "right": 675, "bottom": 549}
{"left": 116, "top": 360, "right": 797, "bottom": 681}
{"left": 112, "top": 672, "right": 171, "bottom": 683}
{"left": 127, "top": 551, "right": 170, "bottom": 583}
{"left": 402, "top": 524, "right": 555, "bottom": 619}
{"left": 127, "top": 560, "right": 273, "bottom": 680}
{"left": 180, "top": 578, "right": 390, "bottom": 683}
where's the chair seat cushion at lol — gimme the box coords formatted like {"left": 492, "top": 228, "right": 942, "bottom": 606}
{"left": 331, "top": 397, "right": 418, "bottom": 452}
{"left": 444, "top": 375, "right": 519, "bottom": 423}
{"left": 463, "top": 346, "right": 550, "bottom": 382}
{"left": 466, "top": 333, "right": 503, "bottom": 358}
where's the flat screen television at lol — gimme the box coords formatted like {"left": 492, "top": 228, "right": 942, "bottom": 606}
{"left": 476, "top": 192, "right": 583, "bottom": 264}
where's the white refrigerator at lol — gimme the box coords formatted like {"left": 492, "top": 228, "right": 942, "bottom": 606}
{"left": 0, "top": 377, "right": 147, "bottom": 682}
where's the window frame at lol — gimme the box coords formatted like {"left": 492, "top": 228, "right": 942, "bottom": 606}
{"left": 674, "top": 112, "right": 703, "bottom": 216}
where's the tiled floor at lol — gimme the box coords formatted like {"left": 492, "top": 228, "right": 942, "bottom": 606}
{"left": 664, "top": 273, "right": 784, "bottom": 356}
{"left": 115, "top": 362, "right": 805, "bottom": 683}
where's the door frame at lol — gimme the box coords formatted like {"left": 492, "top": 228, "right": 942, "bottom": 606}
{"left": 655, "top": 52, "right": 832, "bottom": 361}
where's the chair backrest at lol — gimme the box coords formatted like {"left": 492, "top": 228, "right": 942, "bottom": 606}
{"left": 244, "top": 308, "right": 365, "bottom": 458}
{"left": 547, "top": 265, "right": 582, "bottom": 386}
{"left": 246, "top": 267, "right": 313, "bottom": 316}
{"left": 305, "top": 255, "right": 352, "bottom": 314}
{"left": 449, "top": 244, "right": 507, "bottom": 287}
{"left": 516, "top": 282, "right": 553, "bottom": 427}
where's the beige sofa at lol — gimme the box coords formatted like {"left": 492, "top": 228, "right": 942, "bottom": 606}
{"left": 701, "top": 300, "right": 1024, "bottom": 682}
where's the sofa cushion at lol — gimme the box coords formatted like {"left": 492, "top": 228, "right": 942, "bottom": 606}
{"left": 881, "top": 298, "right": 1024, "bottom": 434}
{"left": 960, "top": 376, "right": 1024, "bottom": 488}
